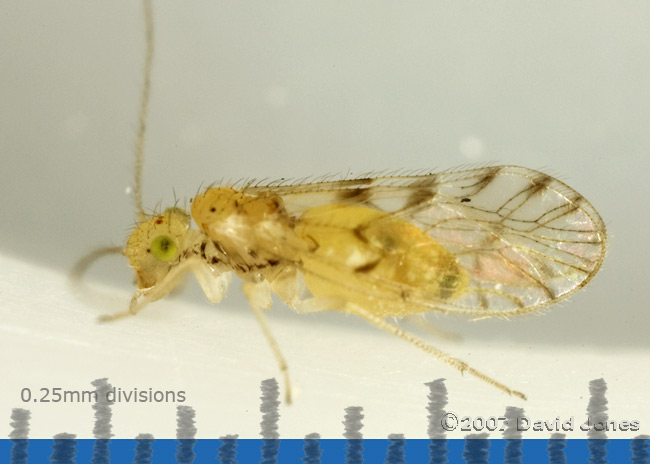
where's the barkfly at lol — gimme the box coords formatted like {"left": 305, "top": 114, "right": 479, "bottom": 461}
{"left": 73, "top": 0, "right": 606, "bottom": 404}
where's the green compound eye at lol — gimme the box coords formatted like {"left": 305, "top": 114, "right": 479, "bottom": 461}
{"left": 150, "top": 235, "right": 178, "bottom": 262}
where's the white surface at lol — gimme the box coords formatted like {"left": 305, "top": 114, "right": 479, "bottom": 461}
{"left": 1, "top": 1, "right": 650, "bottom": 439}
{"left": 3, "top": 254, "right": 648, "bottom": 439}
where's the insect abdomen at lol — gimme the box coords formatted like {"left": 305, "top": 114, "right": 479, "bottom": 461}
{"left": 295, "top": 204, "right": 469, "bottom": 317}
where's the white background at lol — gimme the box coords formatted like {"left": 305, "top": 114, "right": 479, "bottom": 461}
{"left": 1, "top": 1, "right": 649, "bottom": 439}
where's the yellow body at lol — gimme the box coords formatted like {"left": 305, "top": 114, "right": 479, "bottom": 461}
{"left": 295, "top": 204, "right": 469, "bottom": 317}
{"left": 87, "top": 1, "right": 607, "bottom": 404}
{"left": 189, "top": 188, "right": 469, "bottom": 318}
{"left": 114, "top": 167, "right": 606, "bottom": 404}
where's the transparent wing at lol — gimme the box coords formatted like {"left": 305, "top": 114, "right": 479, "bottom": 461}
{"left": 406, "top": 165, "right": 605, "bottom": 315}
{"left": 245, "top": 165, "right": 606, "bottom": 317}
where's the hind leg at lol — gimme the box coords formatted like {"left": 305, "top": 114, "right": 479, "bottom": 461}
{"left": 343, "top": 302, "right": 526, "bottom": 400}
{"left": 243, "top": 277, "right": 292, "bottom": 405}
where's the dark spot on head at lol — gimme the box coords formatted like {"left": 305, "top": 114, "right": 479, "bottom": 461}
{"left": 268, "top": 259, "right": 280, "bottom": 267}
{"left": 210, "top": 257, "right": 219, "bottom": 264}
{"left": 146, "top": 248, "right": 151, "bottom": 253}
{"left": 155, "top": 218, "right": 163, "bottom": 224}
{"left": 460, "top": 198, "right": 471, "bottom": 203}
{"left": 210, "top": 207, "right": 216, "bottom": 212}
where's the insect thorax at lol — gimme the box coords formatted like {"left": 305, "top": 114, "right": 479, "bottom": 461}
{"left": 191, "top": 187, "right": 297, "bottom": 274}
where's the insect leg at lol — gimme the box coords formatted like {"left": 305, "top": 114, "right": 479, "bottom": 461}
{"left": 242, "top": 280, "right": 272, "bottom": 310}
{"left": 267, "top": 265, "right": 305, "bottom": 311}
{"left": 98, "top": 257, "right": 200, "bottom": 323}
{"left": 402, "top": 315, "right": 462, "bottom": 342}
{"left": 345, "top": 303, "right": 527, "bottom": 400}
{"left": 265, "top": 265, "right": 345, "bottom": 314}
{"left": 248, "top": 302, "right": 293, "bottom": 405}
{"left": 191, "top": 264, "right": 231, "bottom": 304}
{"left": 98, "top": 291, "right": 149, "bottom": 323}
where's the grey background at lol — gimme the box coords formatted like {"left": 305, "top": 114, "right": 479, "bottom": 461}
{"left": 1, "top": 1, "right": 649, "bottom": 352}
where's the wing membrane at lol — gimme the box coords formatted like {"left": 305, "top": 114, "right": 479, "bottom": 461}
{"left": 244, "top": 165, "right": 606, "bottom": 317}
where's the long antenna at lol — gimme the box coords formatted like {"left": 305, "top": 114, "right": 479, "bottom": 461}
{"left": 133, "top": 0, "right": 154, "bottom": 222}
